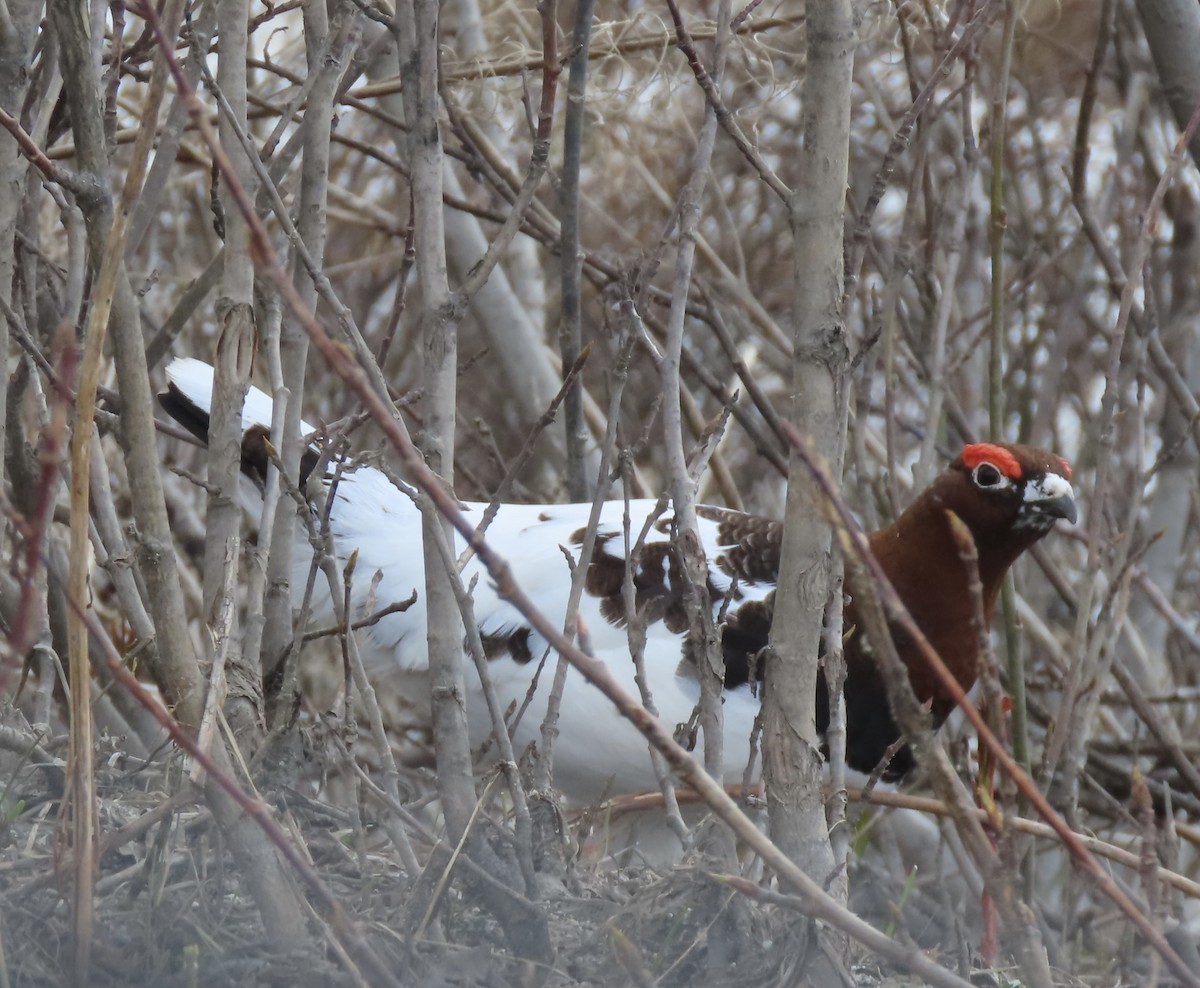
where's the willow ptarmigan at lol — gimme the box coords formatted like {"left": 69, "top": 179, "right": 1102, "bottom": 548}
{"left": 160, "top": 358, "right": 1076, "bottom": 809}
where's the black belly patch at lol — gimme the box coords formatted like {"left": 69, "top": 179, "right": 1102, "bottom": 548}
{"left": 479, "top": 627, "right": 535, "bottom": 665}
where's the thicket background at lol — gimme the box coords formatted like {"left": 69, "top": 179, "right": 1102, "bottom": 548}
{"left": 1, "top": 0, "right": 1199, "bottom": 985}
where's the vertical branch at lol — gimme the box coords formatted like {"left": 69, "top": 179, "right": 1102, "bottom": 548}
{"left": 660, "top": 0, "right": 732, "bottom": 854}
{"left": 559, "top": 0, "right": 594, "bottom": 501}
{"left": 1136, "top": 0, "right": 1200, "bottom": 170}
{"left": 535, "top": 341, "right": 629, "bottom": 795}
{"left": 0, "top": 2, "right": 40, "bottom": 540}
{"left": 3, "top": 358, "right": 63, "bottom": 714}
{"left": 260, "top": 0, "right": 351, "bottom": 723}
{"left": 394, "top": 0, "right": 475, "bottom": 840}
{"left": 763, "top": 2, "right": 855, "bottom": 880}
{"left": 206, "top": 0, "right": 257, "bottom": 744}
{"left": 987, "top": 0, "right": 1016, "bottom": 438}
{"left": 392, "top": 0, "right": 552, "bottom": 964}
{"left": 985, "top": 0, "right": 1034, "bottom": 802}
{"left": 66, "top": 340, "right": 97, "bottom": 985}
{"left": 916, "top": 79, "right": 978, "bottom": 487}
{"left": 126, "top": 2, "right": 220, "bottom": 256}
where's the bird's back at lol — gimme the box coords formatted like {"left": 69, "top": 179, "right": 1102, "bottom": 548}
{"left": 303, "top": 471, "right": 773, "bottom": 800}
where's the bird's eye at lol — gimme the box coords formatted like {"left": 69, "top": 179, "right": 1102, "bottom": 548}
{"left": 973, "top": 462, "right": 1006, "bottom": 489}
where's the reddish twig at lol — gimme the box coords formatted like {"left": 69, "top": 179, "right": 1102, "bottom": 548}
{"left": 62, "top": 581, "right": 402, "bottom": 988}
{"left": 1, "top": 339, "right": 75, "bottom": 693}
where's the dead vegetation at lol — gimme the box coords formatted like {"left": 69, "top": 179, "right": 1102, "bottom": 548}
{"left": 1, "top": 0, "right": 1200, "bottom": 985}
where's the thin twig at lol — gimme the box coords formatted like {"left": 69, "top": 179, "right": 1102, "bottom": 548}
{"left": 558, "top": 0, "right": 594, "bottom": 501}
{"left": 664, "top": 0, "right": 789, "bottom": 201}
{"left": 845, "top": 0, "right": 1002, "bottom": 292}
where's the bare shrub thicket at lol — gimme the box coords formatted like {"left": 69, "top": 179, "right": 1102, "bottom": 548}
{"left": 1, "top": 0, "right": 1199, "bottom": 985}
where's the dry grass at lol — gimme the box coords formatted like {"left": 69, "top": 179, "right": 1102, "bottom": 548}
{"left": 1, "top": 0, "right": 1198, "bottom": 984}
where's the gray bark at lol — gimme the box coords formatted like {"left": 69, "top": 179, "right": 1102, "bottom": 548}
{"left": 442, "top": 167, "right": 566, "bottom": 490}
{"left": 763, "top": 1, "right": 857, "bottom": 881}
{"left": 1137, "top": 0, "right": 1200, "bottom": 169}
{"left": 395, "top": 0, "right": 477, "bottom": 841}
{"left": 206, "top": 0, "right": 258, "bottom": 745}
{"left": 659, "top": 0, "right": 733, "bottom": 862}
{"left": 0, "top": 0, "right": 41, "bottom": 561}
{"left": 260, "top": 0, "right": 352, "bottom": 715}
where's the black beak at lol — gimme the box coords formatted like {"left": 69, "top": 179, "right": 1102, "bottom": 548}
{"left": 1040, "top": 492, "right": 1077, "bottom": 526}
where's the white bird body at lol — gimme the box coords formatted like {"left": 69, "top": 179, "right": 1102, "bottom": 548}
{"left": 312, "top": 477, "right": 766, "bottom": 802}
{"left": 163, "top": 358, "right": 767, "bottom": 805}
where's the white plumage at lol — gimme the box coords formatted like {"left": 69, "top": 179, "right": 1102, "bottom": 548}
{"left": 163, "top": 358, "right": 769, "bottom": 806}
